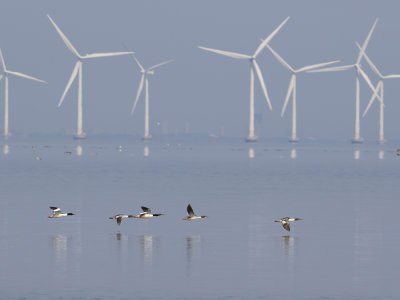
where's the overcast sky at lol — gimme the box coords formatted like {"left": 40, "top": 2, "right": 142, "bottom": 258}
{"left": 1, "top": 0, "right": 400, "bottom": 141}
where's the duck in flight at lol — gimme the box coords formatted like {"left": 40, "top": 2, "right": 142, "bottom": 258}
{"left": 48, "top": 207, "right": 75, "bottom": 218}
{"left": 133, "top": 206, "right": 163, "bottom": 218}
{"left": 183, "top": 204, "right": 207, "bottom": 220}
{"left": 275, "top": 217, "right": 302, "bottom": 232}
{"left": 109, "top": 214, "right": 134, "bottom": 226}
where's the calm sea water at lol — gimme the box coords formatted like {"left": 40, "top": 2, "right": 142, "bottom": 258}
{"left": 0, "top": 137, "right": 399, "bottom": 299}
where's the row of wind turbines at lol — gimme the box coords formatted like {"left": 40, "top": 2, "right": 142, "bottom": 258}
{"left": 1, "top": 15, "right": 398, "bottom": 143}
{"left": 1, "top": 14, "right": 172, "bottom": 140}
{"left": 199, "top": 17, "right": 400, "bottom": 144}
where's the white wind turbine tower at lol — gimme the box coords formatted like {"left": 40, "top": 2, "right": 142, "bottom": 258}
{"left": 308, "top": 19, "right": 378, "bottom": 143}
{"left": 47, "top": 14, "right": 133, "bottom": 139}
{"left": 130, "top": 55, "right": 173, "bottom": 140}
{"left": 266, "top": 44, "right": 339, "bottom": 142}
{"left": 357, "top": 42, "right": 400, "bottom": 144}
{"left": 199, "top": 17, "right": 290, "bottom": 142}
{"left": 0, "top": 49, "right": 46, "bottom": 138}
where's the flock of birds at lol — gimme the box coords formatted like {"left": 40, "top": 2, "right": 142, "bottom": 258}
{"left": 48, "top": 205, "right": 301, "bottom": 232}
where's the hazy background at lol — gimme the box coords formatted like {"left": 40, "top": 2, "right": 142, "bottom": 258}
{"left": 1, "top": 0, "right": 400, "bottom": 142}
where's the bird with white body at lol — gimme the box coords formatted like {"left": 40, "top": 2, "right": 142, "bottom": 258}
{"left": 48, "top": 207, "right": 75, "bottom": 218}
{"left": 183, "top": 204, "right": 207, "bottom": 220}
{"left": 133, "top": 206, "right": 164, "bottom": 218}
{"left": 274, "top": 217, "right": 302, "bottom": 232}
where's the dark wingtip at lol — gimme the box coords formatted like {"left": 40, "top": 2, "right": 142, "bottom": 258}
{"left": 201, "top": 216, "right": 207, "bottom": 218}
{"left": 67, "top": 213, "right": 75, "bottom": 216}
{"left": 49, "top": 206, "right": 58, "bottom": 210}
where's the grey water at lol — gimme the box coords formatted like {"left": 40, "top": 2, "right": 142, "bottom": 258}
{"left": 1, "top": 137, "right": 400, "bottom": 300}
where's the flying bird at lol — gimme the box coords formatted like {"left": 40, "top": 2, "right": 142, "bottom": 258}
{"left": 109, "top": 214, "right": 134, "bottom": 226}
{"left": 183, "top": 204, "right": 207, "bottom": 220}
{"left": 133, "top": 206, "right": 163, "bottom": 218}
{"left": 274, "top": 217, "right": 302, "bottom": 232}
{"left": 48, "top": 207, "right": 75, "bottom": 218}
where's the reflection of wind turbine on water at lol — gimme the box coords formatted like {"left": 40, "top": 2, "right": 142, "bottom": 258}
{"left": 3, "top": 144, "right": 9, "bottom": 155}
{"left": 47, "top": 15, "right": 133, "bottom": 139}
{"left": 309, "top": 19, "right": 378, "bottom": 144}
{"left": 248, "top": 147, "right": 255, "bottom": 158}
{"left": 199, "top": 17, "right": 290, "bottom": 142}
{"left": 0, "top": 49, "right": 46, "bottom": 138}
{"left": 130, "top": 54, "right": 173, "bottom": 140}
{"left": 356, "top": 43, "right": 400, "bottom": 144}
{"left": 266, "top": 44, "right": 338, "bottom": 142}
{"left": 144, "top": 145, "right": 149, "bottom": 157}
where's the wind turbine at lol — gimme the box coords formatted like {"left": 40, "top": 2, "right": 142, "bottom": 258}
{"left": 308, "top": 19, "right": 378, "bottom": 143}
{"left": 47, "top": 14, "right": 133, "bottom": 139}
{"left": 198, "top": 17, "right": 290, "bottom": 142}
{"left": 357, "top": 42, "right": 400, "bottom": 144}
{"left": 266, "top": 44, "right": 339, "bottom": 142}
{"left": 130, "top": 55, "right": 173, "bottom": 140}
{"left": 0, "top": 49, "right": 46, "bottom": 138}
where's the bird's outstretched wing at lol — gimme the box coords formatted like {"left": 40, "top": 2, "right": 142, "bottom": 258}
{"left": 141, "top": 206, "right": 151, "bottom": 213}
{"left": 282, "top": 222, "right": 291, "bottom": 232}
{"left": 187, "top": 204, "right": 195, "bottom": 217}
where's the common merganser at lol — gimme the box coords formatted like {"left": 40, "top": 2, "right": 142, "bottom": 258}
{"left": 48, "top": 207, "right": 75, "bottom": 218}
{"left": 133, "top": 207, "right": 163, "bottom": 218}
{"left": 183, "top": 204, "right": 207, "bottom": 220}
{"left": 274, "top": 217, "right": 302, "bottom": 232}
{"left": 109, "top": 214, "right": 134, "bottom": 226}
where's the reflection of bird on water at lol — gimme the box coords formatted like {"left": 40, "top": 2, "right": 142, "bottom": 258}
{"left": 133, "top": 206, "right": 163, "bottom": 218}
{"left": 48, "top": 207, "right": 75, "bottom": 218}
{"left": 183, "top": 204, "right": 207, "bottom": 220}
{"left": 109, "top": 214, "right": 134, "bottom": 226}
{"left": 275, "top": 217, "right": 302, "bottom": 231}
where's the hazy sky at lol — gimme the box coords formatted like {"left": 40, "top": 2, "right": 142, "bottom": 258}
{"left": 1, "top": 0, "right": 400, "bottom": 141}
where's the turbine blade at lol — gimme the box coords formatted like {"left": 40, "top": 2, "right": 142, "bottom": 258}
{"left": 253, "top": 16, "right": 290, "bottom": 57}
{"left": 357, "top": 18, "right": 378, "bottom": 64}
{"left": 266, "top": 44, "right": 294, "bottom": 72}
{"left": 148, "top": 59, "right": 174, "bottom": 71}
{"left": 131, "top": 74, "right": 145, "bottom": 115}
{"left": 362, "top": 82, "right": 381, "bottom": 117}
{"left": 58, "top": 61, "right": 80, "bottom": 107}
{"left": 198, "top": 46, "right": 251, "bottom": 59}
{"left": 281, "top": 75, "right": 295, "bottom": 117}
{"left": 358, "top": 67, "right": 379, "bottom": 96}
{"left": 355, "top": 42, "right": 383, "bottom": 78}
{"left": 0, "top": 48, "right": 7, "bottom": 71}
{"left": 296, "top": 60, "right": 340, "bottom": 73}
{"left": 0, "top": 74, "right": 3, "bottom": 81}
{"left": 132, "top": 55, "right": 145, "bottom": 72}
{"left": 47, "top": 14, "right": 81, "bottom": 59}
{"left": 82, "top": 51, "right": 134, "bottom": 59}
{"left": 307, "top": 65, "right": 354, "bottom": 72}
{"left": 252, "top": 60, "right": 272, "bottom": 110}
{"left": 383, "top": 74, "right": 400, "bottom": 79}
{"left": 6, "top": 70, "right": 46, "bottom": 83}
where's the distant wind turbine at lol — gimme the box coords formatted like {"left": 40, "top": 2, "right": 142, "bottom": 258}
{"left": 266, "top": 44, "right": 339, "bottom": 142}
{"left": 199, "top": 17, "right": 290, "bottom": 142}
{"left": 47, "top": 14, "right": 133, "bottom": 139}
{"left": 309, "top": 19, "right": 378, "bottom": 143}
{"left": 0, "top": 49, "right": 46, "bottom": 137}
{"left": 130, "top": 54, "right": 173, "bottom": 140}
{"left": 357, "top": 42, "right": 400, "bottom": 144}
